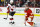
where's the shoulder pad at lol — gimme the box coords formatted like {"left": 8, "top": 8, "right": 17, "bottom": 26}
{"left": 8, "top": 4, "right": 11, "bottom": 6}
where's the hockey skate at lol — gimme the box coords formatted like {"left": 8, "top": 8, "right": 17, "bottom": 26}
{"left": 9, "top": 21, "right": 15, "bottom": 24}
{"left": 12, "top": 21, "right": 15, "bottom": 24}
{"left": 9, "top": 22, "right": 13, "bottom": 24}
{"left": 9, "top": 18, "right": 15, "bottom": 24}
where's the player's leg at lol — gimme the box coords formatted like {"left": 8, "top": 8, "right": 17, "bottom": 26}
{"left": 27, "top": 17, "right": 34, "bottom": 27}
{"left": 11, "top": 12, "right": 15, "bottom": 24}
{"left": 24, "top": 16, "right": 28, "bottom": 26}
{"left": 9, "top": 12, "right": 15, "bottom": 24}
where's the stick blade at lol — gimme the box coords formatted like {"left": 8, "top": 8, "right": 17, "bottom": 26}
{"left": 3, "top": 18, "right": 7, "bottom": 20}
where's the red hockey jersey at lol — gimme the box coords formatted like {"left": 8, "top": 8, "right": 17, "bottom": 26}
{"left": 24, "top": 9, "right": 32, "bottom": 18}
{"left": 24, "top": 9, "right": 34, "bottom": 21}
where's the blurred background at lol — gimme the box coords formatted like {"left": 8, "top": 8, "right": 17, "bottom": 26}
{"left": 0, "top": 0, "right": 40, "bottom": 7}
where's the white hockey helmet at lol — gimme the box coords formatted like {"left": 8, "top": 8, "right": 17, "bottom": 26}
{"left": 10, "top": 0, "right": 13, "bottom": 4}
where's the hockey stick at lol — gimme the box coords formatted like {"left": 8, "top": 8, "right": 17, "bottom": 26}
{"left": 25, "top": 21, "right": 26, "bottom": 26}
{"left": 3, "top": 6, "right": 10, "bottom": 20}
{"left": 24, "top": 18, "right": 27, "bottom": 26}
{"left": 3, "top": 13, "right": 8, "bottom": 20}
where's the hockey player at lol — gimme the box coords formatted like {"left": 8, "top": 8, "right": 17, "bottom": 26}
{"left": 24, "top": 7, "right": 34, "bottom": 27}
{"left": 7, "top": 1, "right": 16, "bottom": 24}
{"left": 4, "top": 1, "right": 16, "bottom": 24}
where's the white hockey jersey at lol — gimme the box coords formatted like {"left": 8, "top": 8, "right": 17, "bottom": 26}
{"left": 7, "top": 4, "right": 16, "bottom": 12}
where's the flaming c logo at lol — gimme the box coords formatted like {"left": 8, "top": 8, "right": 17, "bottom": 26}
{"left": 0, "top": 8, "right": 2, "bottom": 12}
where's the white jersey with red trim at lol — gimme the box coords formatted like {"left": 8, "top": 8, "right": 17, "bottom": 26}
{"left": 7, "top": 4, "right": 16, "bottom": 12}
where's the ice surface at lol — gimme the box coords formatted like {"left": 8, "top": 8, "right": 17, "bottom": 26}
{"left": 0, "top": 15, "right": 40, "bottom": 27}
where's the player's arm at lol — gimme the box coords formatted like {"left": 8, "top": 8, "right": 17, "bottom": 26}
{"left": 7, "top": 4, "right": 11, "bottom": 13}
{"left": 7, "top": 6, "right": 10, "bottom": 13}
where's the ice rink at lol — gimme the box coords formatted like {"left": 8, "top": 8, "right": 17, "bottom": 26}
{"left": 0, "top": 15, "right": 40, "bottom": 27}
